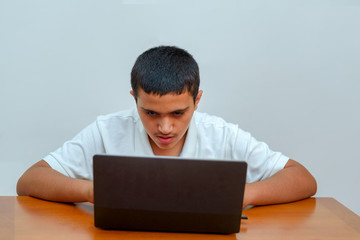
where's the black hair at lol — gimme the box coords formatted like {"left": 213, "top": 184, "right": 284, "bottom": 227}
{"left": 131, "top": 46, "right": 200, "bottom": 102}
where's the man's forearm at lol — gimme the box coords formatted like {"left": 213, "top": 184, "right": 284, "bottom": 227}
{"left": 243, "top": 159, "right": 317, "bottom": 207}
{"left": 17, "top": 160, "right": 93, "bottom": 203}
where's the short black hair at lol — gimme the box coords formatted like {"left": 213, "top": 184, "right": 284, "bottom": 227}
{"left": 131, "top": 46, "right": 200, "bottom": 101}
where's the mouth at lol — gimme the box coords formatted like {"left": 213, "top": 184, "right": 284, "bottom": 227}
{"left": 157, "top": 136, "right": 174, "bottom": 144}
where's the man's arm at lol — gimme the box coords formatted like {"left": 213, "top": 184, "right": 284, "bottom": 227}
{"left": 17, "top": 160, "right": 94, "bottom": 203}
{"left": 243, "top": 159, "right": 317, "bottom": 207}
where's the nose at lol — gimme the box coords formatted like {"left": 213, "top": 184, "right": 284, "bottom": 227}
{"left": 158, "top": 117, "right": 173, "bottom": 135}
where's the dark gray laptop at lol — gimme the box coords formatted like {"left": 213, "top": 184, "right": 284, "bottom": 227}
{"left": 93, "top": 154, "right": 247, "bottom": 234}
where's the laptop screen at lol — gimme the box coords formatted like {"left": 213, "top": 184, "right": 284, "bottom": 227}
{"left": 93, "top": 154, "right": 247, "bottom": 233}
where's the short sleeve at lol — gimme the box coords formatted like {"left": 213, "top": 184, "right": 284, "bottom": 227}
{"left": 231, "top": 128, "right": 289, "bottom": 183}
{"left": 43, "top": 121, "right": 105, "bottom": 180}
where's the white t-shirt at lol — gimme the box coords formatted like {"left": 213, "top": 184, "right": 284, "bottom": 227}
{"left": 44, "top": 108, "right": 289, "bottom": 183}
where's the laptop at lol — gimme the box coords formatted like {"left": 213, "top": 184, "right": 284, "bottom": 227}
{"left": 93, "top": 154, "right": 247, "bottom": 234}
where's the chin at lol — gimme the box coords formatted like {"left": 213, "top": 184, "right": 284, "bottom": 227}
{"left": 156, "top": 140, "right": 179, "bottom": 149}
{"left": 157, "top": 144, "right": 175, "bottom": 150}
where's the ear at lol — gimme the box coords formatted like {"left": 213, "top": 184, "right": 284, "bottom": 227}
{"left": 130, "top": 90, "right": 137, "bottom": 102}
{"left": 194, "top": 90, "right": 203, "bottom": 110}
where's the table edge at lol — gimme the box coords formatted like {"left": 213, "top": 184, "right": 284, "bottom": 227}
{"left": 317, "top": 197, "right": 360, "bottom": 232}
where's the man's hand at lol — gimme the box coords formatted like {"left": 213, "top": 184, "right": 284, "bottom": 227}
{"left": 87, "top": 181, "right": 94, "bottom": 203}
{"left": 17, "top": 160, "right": 94, "bottom": 203}
{"left": 243, "top": 159, "right": 317, "bottom": 207}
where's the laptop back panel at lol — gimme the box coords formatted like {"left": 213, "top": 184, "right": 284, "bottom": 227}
{"left": 93, "top": 155, "right": 247, "bottom": 233}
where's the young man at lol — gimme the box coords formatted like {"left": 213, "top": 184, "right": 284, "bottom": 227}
{"left": 17, "top": 46, "right": 317, "bottom": 206}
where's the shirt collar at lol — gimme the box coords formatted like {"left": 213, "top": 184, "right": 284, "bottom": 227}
{"left": 134, "top": 109, "right": 154, "bottom": 156}
{"left": 179, "top": 115, "right": 197, "bottom": 158}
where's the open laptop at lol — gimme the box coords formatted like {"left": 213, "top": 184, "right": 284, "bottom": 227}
{"left": 93, "top": 154, "right": 247, "bottom": 234}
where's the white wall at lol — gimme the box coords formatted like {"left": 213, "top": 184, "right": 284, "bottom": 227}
{"left": 1, "top": 0, "right": 359, "bottom": 215}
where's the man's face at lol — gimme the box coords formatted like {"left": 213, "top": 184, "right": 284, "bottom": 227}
{"left": 131, "top": 88, "right": 202, "bottom": 156}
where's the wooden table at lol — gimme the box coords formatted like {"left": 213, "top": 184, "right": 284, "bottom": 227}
{"left": 1, "top": 196, "right": 359, "bottom": 239}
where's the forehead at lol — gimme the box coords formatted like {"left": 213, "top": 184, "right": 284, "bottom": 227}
{"left": 136, "top": 89, "right": 194, "bottom": 112}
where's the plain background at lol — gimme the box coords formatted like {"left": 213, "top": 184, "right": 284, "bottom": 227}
{"left": 0, "top": 0, "right": 359, "bottom": 215}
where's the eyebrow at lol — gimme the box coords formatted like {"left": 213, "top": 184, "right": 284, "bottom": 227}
{"left": 141, "top": 106, "right": 190, "bottom": 114}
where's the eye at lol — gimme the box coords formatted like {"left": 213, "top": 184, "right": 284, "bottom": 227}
{"left": 145, "top": 110, "right": 157, "bottom": 117}
{"left": 173, "top": 111, "right": 184, "bottom": 117}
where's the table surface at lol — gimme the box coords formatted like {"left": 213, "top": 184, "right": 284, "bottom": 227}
{"left": 1, "top": 196, "right": 359, "bottom": 240}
